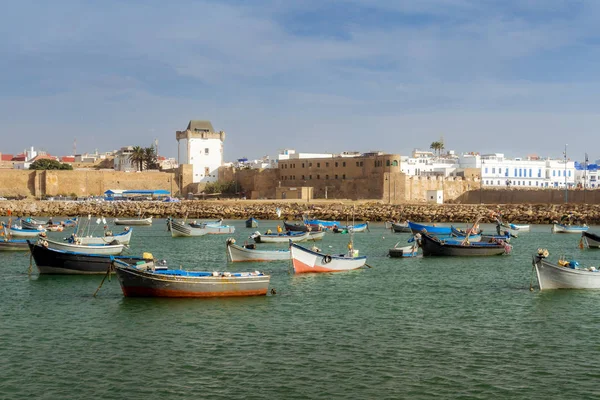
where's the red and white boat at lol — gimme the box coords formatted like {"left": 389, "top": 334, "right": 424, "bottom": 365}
{"left": 290, "top": 242, "right": 367, "bottom": 273}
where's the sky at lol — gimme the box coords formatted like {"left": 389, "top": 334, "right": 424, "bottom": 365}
{"left": 1, "top": 0, "right": 600, "bottom": 162}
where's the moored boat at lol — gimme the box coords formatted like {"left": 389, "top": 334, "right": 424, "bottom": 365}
{"left": 245, "top": 217, "right": 258, "bottom": 228}
{"left": 582, "top": 231, "right": 600, "bottom": 248}
{"left": 189, "top": 219, "right": 235, "bottom": 234}
{"left": 43, "top": 236, "right": 125, "bottom": 255}
{"left": 251, "top": 230, "right": 310, "bottom": 243}
{"left": 304, "top": 217, "right": 369, "bottom": 232}
{"left": 290, "top": 242, "right": 367, "bottom": 273}
{"left": 21, "top": 217, "right": 46, "bottom": 230}
{"left": 551, "top": 223, "right": 588, "bottom": 234}
{"left": 27, "top": 241, "right": 149, "bottom": 275}
{"left": 532, "top": 249, "right": 600, "bottom": 290}
{"left": 388, "top": 242, "right": 420, "bottom": 258}
{"left": 390, "top": 221, "right": 412, "bottom": 233}
{"left": 76, "top": 227, "right": 133, "bottom": 245}
{"left": 226, "top": 238, "right": 290, "bottom": 262}
{"left": 114, "top": 216, "right": 152, "bottom": 226}
{"left": 0, "top": 238, "right": 29, "bottom": 251}
{"left": 419, "top": 233, "right": 511, "bottom": 257}
{"left": 113, "top": 259, "right": 270, "bottom": 297}
{"left": 169, "top": 219, "right": 207, "bottom": 237}
{"left": 4, "top": 225, "right": 46, "bottom": 238}
{"left": 283, "top": 220, "right": 311, "bottom": 232}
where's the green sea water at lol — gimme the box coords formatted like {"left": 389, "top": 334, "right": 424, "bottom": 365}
{"left": 2, "top": 219, "right": 600, "bottom": 399}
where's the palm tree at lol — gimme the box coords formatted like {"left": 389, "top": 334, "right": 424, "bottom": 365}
{"left": 128, "top": 146, "right": 145, "bottom": 171}
{"left": 430, "top": 141, "right": 441, "bottom": 155}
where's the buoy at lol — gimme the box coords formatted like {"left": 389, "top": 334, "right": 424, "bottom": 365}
{"left": 270, "top": 288, "right": 276, "bottom": 295}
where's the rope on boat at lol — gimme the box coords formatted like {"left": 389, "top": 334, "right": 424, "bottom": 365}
{"left": 93, "top": 261, "right": 113, "bottom": 297}
{"left": 28, "top": 253, "right": 33, "bottom": 276}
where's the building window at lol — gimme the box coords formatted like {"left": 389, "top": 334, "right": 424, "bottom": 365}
{"left": 309, "top": 175, "right": 312, "bottom": 180}
{"left": 485, "top": 167, "right": 488, "bottom": 174}
{"left": 356, "top": 162, "right": 359, "bottom": 167}
{"left": 325, "top": 175, "right": 329, "bottom": 180}
{"left": 529, "top": 169, "right": 532, "bottom": 177}
{"left": 317, "top": 174, "right": 320, "bottom": 179}
{"left": 205, "top": 148, "right": 209, "bottom": 155}
{"left": 343, "top": 162, "right": 346, "bottom": 167}
{"left": 302, "top": 175, "right": 305, "bottom": 180}
{"left": 553, "top": 170, "right": 555, "bottom": 177}
{"left": 335, "top": 162, "right": 338, "bottom": 167}
{"left": 335, "top": 174, "right": 338, "bottom": 179}
{"left": 309, "top": 163, "right": 312, "bottom": 167}
{"left": 386, "top": 160, "right": 390, "bottom": 167}
{"left": 538, "top": 169, "right": 541, "bottom": 177}
{"left": 392, "top": 160, "right": 398, "bottom": 166}
{"left": 492, "top": 168, "right": 495, "bottom": 174}
{"left": 342, "top": 174, "right": 346, "bottom": 179}
{"left": 302, "top": 163, "right": 305, "bottom": 168}
{"left": 326, "top": 162, "right": 329, "bottom": 167}
{"left": 360, "top": 161, "right": 363, "bottom": 166}
{"left": 498, "top": 168, "right": 502, "bottom": 174}
{"left": 317, "top": 163, "right": 321, "bottom": 167}
{"left": 514, "top": 168, "right": 517, "bottom": 177}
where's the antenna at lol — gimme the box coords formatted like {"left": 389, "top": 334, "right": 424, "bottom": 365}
{"left": 73, "top": 138, "right": 77, "bottom": 156}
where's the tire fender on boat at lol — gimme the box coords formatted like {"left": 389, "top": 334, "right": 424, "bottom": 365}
{"left": 322, "top": 255, "right": 332, "bottom": 264}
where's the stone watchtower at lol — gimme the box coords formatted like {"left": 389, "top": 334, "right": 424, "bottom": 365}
{"left": 176, "top": 120, "right": 226, "bottom": 184}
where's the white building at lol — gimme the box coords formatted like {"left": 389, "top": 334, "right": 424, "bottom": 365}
{"left": 113, "top": 146, "right": 137, "bottom": 172}
{"left": 478, "top": 153, "right": 575, "bottom": 189}
{"left": 176, "top": 120, "right": 225, "bottom": 183}
{"left": 400, "top": 149, "right": 459, "bottom": 177}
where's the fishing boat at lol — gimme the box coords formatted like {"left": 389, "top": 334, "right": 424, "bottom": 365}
{"left": 62, "top": 218, "right": 78, "bottom": 228}
{"left": 532, "top": 249, "right": 600, "bottom": 290}
{"left": 226, "top": 238, "right": 290, "bottom": 262}
{"left": 304, "top": 217, "right": 369, "bottom": 232}
{"left": 27, "top": 241, "right": 150, "bottom": 274}
{"left": 419, "top": 233, "right": 511, "bottom": 257}
{"left": 251, "top": 230, "right": 310, "bottom": 243}
{"left": 0, "top": 215, "right": 33, "bottom": 251}
{"left": 245, "top": 217, "right": 258, "bottom": 228}
{"left": 169, "top": 219, "right": 207, "bottom": 237}
{"left": 552, "top": 223, "right": 588, "bottom": 233}
{"left": 390, "top": 221, "right": 412, "bottom": 233}
{"left": 388, "top": 242, "right": 420, "bottom": 258}
{"left": 21, "top": 217, "right": 46, "bottom": 230}
{"left": 114, "top": 216, "right": 153, "bottom": 226}
{"left": 4, "top": 224, "right": 46, "bottom": 238}
{"left": 76, "top": 227, "right": 133, "bottom": 245}
{"left": 42, "top": 236, "right": 126, "bottom": 255}
{"left": 283, "top": 220, "right": 312, "bottom": 232}
{"left": 500, "top": 222, "right": 530, "bottom": 232}
{"left": 189, "top": 219, "right": 235, "bottom": 234}
{"left": 581, "top": 231, "right": 600, "bottom": 248}
{"left": 113, "top": 259, "right": 270, "bottom": 297}
{"left": 290, "top": 242, "right": 367, "bottom": 273}
{"left": 409, "top": 221, "right": 481, "bottom": 236}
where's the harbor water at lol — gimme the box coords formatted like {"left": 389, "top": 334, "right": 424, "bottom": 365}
{"left": 2, "top": 219, "right": 600, "bottom": 399}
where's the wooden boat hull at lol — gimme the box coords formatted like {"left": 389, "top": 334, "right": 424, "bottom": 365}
{"left": 0, "top": 239, "right": 29, "bottom": 251}
{"left": 245, "top": 218, "right": 258, "bottom": 228}
{"left": 552, "top": 224, "right": 589, "bottom": 233}
{"left": 21, "top": 218, "right": 45, "bottom": 230}
{"left": 77, "top": 229, "right": 133, "bottom": 245}
{"left": 582, "top": 231, "right": 600, "bottom": 248}
{"left": 204, "top": 224, "right": 235, "bottom": 234}
{"left": 114, "top": 265, "right": 270, "bottom": 297}
{"left": 420, "top": 234, "right": 509, "bottom": 257}
{"left": 252, "top": 231, "right": 310, "bottom": 243}
{"left": 534, "top": 255, "right": 600, "bottom": 290}
{"left": 227, "top": 242, "right": 290, "bottom": 262}
{"left": 408, "top": 221, "right": 451, "bottom": 235}
{"left": 169, "top": 220, "right": 207, "bottom": 237}
{"left": 44, "top": 238, "right": 125, "bottom": 255}
{"left": 290, "top": 243, "right": 366, "bottom": 273}
{"left": 114, "top": 217, "right": 152, "bottom": 226}
{"left": 305, "top": 219, "right": 368, "bottom": 232}
{"left": 28, "top": 242, "right": 147, "bottom": 275}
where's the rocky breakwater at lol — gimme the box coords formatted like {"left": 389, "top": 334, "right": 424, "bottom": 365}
{"left": 1, "top": 201, "right": 600, "bottom": 224}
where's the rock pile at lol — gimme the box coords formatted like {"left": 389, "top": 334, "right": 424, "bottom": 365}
{"left": 1, "top": 200, "right": 599, "bottom": 224}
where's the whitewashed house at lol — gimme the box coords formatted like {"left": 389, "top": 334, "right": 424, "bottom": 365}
{"left": 176, "top": 120, "right": 225, "bottom": 183}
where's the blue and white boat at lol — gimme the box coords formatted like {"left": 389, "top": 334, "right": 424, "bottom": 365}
{"left": 304, "top": 217, "right": 369, "bottom": 232}
{"left": 551, "top": 223, "right": 588, "bottom": 234}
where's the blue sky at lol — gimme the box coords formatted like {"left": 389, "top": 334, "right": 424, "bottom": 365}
{"left": 1, "top": 0, "right": 600, "bottom": 162}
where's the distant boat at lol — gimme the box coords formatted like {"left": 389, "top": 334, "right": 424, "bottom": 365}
{"left": 21, "top": 217, "right": 46, "bottom": 230}
{"left": 290, "top": 242, "right": 367, "bottom": 273}
{"left": 0, "top": 238, "right": 29, "bottom": 251}
{"left": 27, "top": 241, "right": 149, "bottom": 275}
{"left": 390, "top": 221, "right": 412, "bottom": 233}
{"left": 113, "top": 259, "right": 270, "bottom": 298}
{"left": 582, "top": 231, "right": 600, "bottom": 248}
{"left": 114, "top": 216, "right": 152, "bottom": 226}
{"left": 551, "top": 224, "right": 588, "bottom": 234}
{"left": 304, "top": 217, "right": 369, "bottom": 232}
{"left": 226, "top": 238, "right": 290, "bottom": 262}
{"left": 245, "top": 217, "right": 259, "bottom": 228}
{"left": 533, "top": 250, "right": 600, "bottom": 290}
{"left": 419, "top": 233, "right": 511, "bottom": 257}
{"left": 5, "top": 225, "right": 46, "bottom": 238}
{"left": 169, "top": 219, "right": 207, "bottom": 237}
{"left": 189, "top": 219, "right": 235, "bottom": 234}
{"left": 409, "top": 221, "right": 481, "bottom": 236}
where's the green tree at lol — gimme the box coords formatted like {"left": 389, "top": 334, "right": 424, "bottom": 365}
{"left": 128, "top": 146, "right": 145, "bottom": 171}
{"left": 144, "top": 146, "right": 159, "bottom": 170}
{"left": 29, "top": 159, "right": 73, "bottom": 170}
{"left": 204, "top": 181, "right": 241, "bottom": 194}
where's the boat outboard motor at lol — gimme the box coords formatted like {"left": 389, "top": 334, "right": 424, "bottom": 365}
{"left": 109, "top": 239, "right": 120, "bottom": 245}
